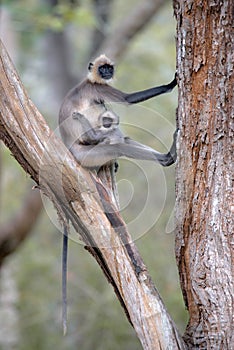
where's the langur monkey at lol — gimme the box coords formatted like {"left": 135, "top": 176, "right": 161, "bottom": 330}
{"left": 59, "top": 54, "right": 177, "bottom": 168}
{"left": 69, "top": 108, "right": 177, "bottom": 167}
{"left": 58, "top": 55, "right": 177, "bottom": 333}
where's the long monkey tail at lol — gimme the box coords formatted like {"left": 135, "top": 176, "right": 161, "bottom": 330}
{"left": 62, "top": 227, "right": 68, "bottom": 335}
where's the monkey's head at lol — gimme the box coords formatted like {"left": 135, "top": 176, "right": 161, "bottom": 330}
{"left": 88, "top": 54, "right": 114, "bottom": 84}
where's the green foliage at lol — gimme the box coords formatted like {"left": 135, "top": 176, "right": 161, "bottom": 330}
{"left": 33, "top": 3, "right": 95, "bottom": 32}
{"left": 3, "top": 0, "right": 94, "bottom": 43}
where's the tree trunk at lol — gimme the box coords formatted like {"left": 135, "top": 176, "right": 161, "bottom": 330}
{"left": 173, "top": 1, "right": 233, "bottom": 348}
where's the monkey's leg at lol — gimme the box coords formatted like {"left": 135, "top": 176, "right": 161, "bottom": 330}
{"left": 70, "top": 143, "right": 122, "bottom": 168}
{"left": 125, "top": 74, "right": 177, "bottom": 104}
{"left": 124, "top": 129, "right": 177, "bottom": 166}
{"left": 120, "top": 136, "right": 176, "bottom": 167}
{"left": 69, "top": 131, "right": 177, "bottom": 168}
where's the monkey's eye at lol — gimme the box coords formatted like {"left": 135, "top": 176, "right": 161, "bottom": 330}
{"left": 98, "top": 64, "right": 114, "bottom": 80}
{"left": 102, "top": 117, "right": 113, "bottom": 128}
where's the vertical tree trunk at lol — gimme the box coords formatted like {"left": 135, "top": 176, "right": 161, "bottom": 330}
{"left": 173, "top": 1, "right": 233, "bottom": 349}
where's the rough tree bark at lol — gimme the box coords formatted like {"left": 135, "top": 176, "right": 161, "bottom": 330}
{"left": 174, "top": 1, "right": 233, "bottom": 349}
{"left": 0, "top": 40, "right": 185, "bottom": 350}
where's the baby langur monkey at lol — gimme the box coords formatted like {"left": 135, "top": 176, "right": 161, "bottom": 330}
{"left": 58, "top": 54, "right": 177, "bottom": 334}
{"left": 69, "top": 105, "right": 176, "bottom": 168}
{"left": 59, "top": 54, "right": 177, "bottom": 168}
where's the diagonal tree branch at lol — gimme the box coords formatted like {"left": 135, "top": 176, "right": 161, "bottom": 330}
{"left": 96, "top": 0, "right": 167, "bottom": 61}
{"left": 0, "top": 39, "right": 185, "bottom": 349}
{"left": 0, "top": 189, "right": 43, "bottom": 267}
{"left": 89, "top": 0, "right": 115, "bottom": 58}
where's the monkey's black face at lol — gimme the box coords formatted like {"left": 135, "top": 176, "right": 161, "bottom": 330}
{"left": 98, "top": 64, "right": 114, "bottom": 80}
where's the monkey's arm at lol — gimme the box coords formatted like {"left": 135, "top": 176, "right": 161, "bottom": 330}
{"left": 72, "top": 110, "right": 123, "bottom": 145}
{"left": 69, "top": 131, "right": 177, "bottom": 168}
{"left": 124, "top": 75, "right": 177, "bottom": 104}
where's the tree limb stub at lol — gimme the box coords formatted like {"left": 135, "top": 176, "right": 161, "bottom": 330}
{"left": 0, "top": 40, "right": 185, "bottom": 350}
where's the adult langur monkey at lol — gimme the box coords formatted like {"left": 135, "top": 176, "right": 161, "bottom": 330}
{"left": 59, "top": 54, "right": 177, "bottom": 168}
{"left": 59, "top": 54, "right": 177, "bottom": 333}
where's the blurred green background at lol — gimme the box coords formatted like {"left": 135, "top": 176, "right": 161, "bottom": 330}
{"left": 0, "top": 1, "right": 188, "bottom": 349}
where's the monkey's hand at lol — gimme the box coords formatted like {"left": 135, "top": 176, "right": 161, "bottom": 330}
{"left": 99, "top": 137, "right": 111, "bottom": 145}
{"left": 167, "top": 72, "right": 177, "bottom": 90}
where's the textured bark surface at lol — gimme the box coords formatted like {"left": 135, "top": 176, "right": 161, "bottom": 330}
{"left": 173, "top": 1, "right": 233, "bottom": 349}
{"left": 0, "top": 40, "right": 186, "bottom": 350}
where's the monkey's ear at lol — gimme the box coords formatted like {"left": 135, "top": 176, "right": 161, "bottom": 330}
{"left": 88, "top": 62, "right": 93, "bottom": 71}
